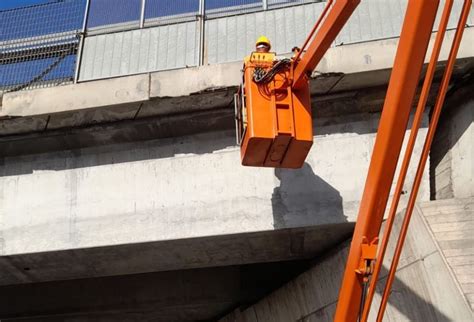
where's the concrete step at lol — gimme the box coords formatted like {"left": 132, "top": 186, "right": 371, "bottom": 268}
{"left": 421, "top": 197, "right": 474, "bottom": 312}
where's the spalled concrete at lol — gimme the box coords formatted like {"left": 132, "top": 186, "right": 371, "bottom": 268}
{"left": 1, "top": 74, "right": 149, "bottom": 118}
{"left": 0, "top": 86, "right": 389, "bottom": 157}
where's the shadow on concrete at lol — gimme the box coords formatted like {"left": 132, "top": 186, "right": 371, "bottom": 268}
{"left": 374, "top": 265, "right": 453, "bottom": 322}
{"left": 0, "top": 260, "right": 313, "bottom": 322}
{"left": 430, "top": 79, "right": 473, "bottom": 200}
{"left": 271, "top": 162, "right": 347, "bottom": 229}
{"left": 307, "top": 242, "right": 454, "bottom": 322}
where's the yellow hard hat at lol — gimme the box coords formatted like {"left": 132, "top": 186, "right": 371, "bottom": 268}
{"left": 256, "top": 36, "right": 271, "bottom": 49}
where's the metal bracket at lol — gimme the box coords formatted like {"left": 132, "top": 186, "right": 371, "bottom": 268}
{"left": 356, "top": 237, "right": 379, "bottom": 281}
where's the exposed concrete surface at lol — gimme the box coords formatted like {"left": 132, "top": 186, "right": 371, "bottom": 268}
{"left": 219, "top": 199, "right": 473, "bottom": 322}
{"left": 0, "top": 115, "right": 49, "bottom": 136}
{"left": 0, "top": 112, "right": 430, "bottom": 285}
{"left": 0, "top": 86, "right": 389, "bottom": 157}
{"left": 149, "top": 63, "right": 242, "bottom": 98}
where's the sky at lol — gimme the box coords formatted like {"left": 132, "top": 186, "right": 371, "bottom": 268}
{"left": 0, "top": 0, "right": 53, "bottom": 10}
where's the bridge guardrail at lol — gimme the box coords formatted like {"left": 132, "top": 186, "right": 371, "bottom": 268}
{"left": 0, "top": 0, "right": 86, "bottom": 94}
{"left": 2, "top": 1, "right": 472, "bottom": 91}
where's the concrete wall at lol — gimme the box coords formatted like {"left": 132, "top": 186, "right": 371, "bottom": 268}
{"left": 0, "top": 112, "right": 430, "bottom": 284}
{"left": 219, "top": 199, "right": 473, "bottom": 322}
{"left": 431, "top": 86, "right": 473, "bottom": 200}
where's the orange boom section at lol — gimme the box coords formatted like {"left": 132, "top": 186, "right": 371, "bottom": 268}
{"left": 238, "top": 52, "right": 312, "bottom": 168}
{"left": 236, "top": 0, "right": 470, "bottom": 320}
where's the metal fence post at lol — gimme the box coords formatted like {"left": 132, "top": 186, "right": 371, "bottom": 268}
{"left": 198, "top": 0, "right": 206, "bottom": 66}
{"left": 140, "top": 0, "right": 146, "bottom": 28}
{"left": 263, "top": 0, "right": 268, "bottom": 10}
{"left": 74, "top": 0, "right": 91, "bottom": 83}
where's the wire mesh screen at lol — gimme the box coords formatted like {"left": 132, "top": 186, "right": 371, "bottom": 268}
{"left": 0, "top": 0, "right": 86, "bottom": 94}
{"left": 85, "top": 1, "right": 328, "bottom": 33}
{"left": 144, "top": 0, "right": 199, "bottom": 25}
{"left": 87, "top": 0, "right": 142, "bottom": 30}
{"left": 268, "top": 0, "right": 324, "bottom": 9}
{"left": 205, "top": 0, "right": 263, "bottom": 18}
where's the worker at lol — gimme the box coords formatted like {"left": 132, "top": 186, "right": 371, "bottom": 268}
{"left": 255, "top": 35, "right": 271, "bottom": 53}
{"left": 244, "top": 36, "right": 272, "bottom": 64}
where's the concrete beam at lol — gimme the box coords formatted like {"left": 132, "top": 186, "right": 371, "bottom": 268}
{"left": 1, "top": 74, "right": 149, "bottom": 118}
{"left": 0, "top": 86, "right": 390, "bottom": 157}
{"left": 0, "top": 113, "right": 430, "bottom": 285}
{"left": 0, "top": 224, "right": 353, "bottom": 286}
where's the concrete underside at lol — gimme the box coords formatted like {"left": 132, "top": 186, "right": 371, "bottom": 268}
{"left": 0, "top": 199, "right": 470, "bottom": 322}
{"left": 220, "top": 198, "right": 474, "bottom": 322}
{"left": 0, "top": 260, "right": 313, "bottom": 322}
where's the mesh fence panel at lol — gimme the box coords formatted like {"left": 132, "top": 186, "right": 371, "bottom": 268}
{"left": 85, "top": 1, "right": 327, "bottom": 32}
{"left": 268, "top": 0, "right": 324, "bottom": 8}
{"left": 87, "top": 0, "right": 142, "bottom": 30}
{"left": 0, "top": 0, "right": 85, "bottom": 94}
{"left": 144, "top": 0, "right": 199, "bottom": 25}
{"left": 205, "top": 0, "right": 263, "bottom": 18}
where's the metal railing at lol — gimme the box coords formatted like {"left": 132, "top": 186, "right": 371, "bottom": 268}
{"left": 0, "top": 0, "right": 86, "bottom": 94}
{"left": 1, "top": 0, "right": 320, "bottom": 92}
{"left": 85, "top": 0, "right": 320, "bottom": 34}
{"left": 5, "top": 0, "right": 472, "bottom": 90}
{"left": 77, "top": 0, "right": 321, "bottom": 81}
{"left": 75, "top": 0, "right": 474, "bottom": 82}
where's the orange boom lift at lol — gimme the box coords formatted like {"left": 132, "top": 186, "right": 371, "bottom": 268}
{"left": 235, "top": 0, "right": 471, "bottom": 320}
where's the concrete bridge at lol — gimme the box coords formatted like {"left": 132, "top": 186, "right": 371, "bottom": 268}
{"left": 0, "top": 1, "right": 473, "bottom": 321}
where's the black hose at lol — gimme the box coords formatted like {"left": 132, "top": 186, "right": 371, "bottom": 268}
{"left": 253, "top": 58, "right": 291, "bottom": 84}
{"left": 358, "top": 277, "right": 369, "bottom": 322}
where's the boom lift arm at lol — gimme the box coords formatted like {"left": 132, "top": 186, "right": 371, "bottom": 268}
{"left": 236, "top": 0, "right": 471, "bottom": 321}
{"left": 292, "top": 0, "right": 360, "bottom": 90}
{"left": 334, "top": 1, "right": 440, "bottom": 320}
